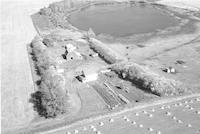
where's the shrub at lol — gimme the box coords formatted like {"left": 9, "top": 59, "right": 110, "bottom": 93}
{"left": 36, "top": 51, "right": 57, "bottom": 74}
{"left": 31, "top": 36, "right": 47, "bottom": 55}
{"left": 43, "top": 36, "right": 56, "bottom": 47}
{"left": 39, "top": 7, "right": 52, "bottom": 16}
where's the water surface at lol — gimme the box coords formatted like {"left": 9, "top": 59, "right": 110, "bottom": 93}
{"left": 69, "top": 3, "right": 179, "bottom": 37}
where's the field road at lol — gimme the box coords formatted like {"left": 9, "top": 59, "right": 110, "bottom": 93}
{"left": 1, "top": 0, "right": 59, "bottom": 133}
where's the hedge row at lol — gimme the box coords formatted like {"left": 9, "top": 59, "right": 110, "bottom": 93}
{"left": 88, "top": 38, "right": 121, "bottom": 64}
{"left": 30, "top": 36, "right": 68, "bottom": 118}
{"left": 111, "top": 62, "right": 190, "bottom": 96}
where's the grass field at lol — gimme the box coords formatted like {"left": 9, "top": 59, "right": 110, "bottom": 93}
{"left": 1, "top": 0, "right": 60, "bottom": 133}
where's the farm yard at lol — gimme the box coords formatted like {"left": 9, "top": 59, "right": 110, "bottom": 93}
{"left": 90, "top": 71, "right": 157, "bottom": 109}
{"left": 1, "top": 0, "right": 200, "bottom": 134}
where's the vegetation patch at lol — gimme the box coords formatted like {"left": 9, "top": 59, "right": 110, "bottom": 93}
{"left": 30, "top": 36, "right": 68, "bottom": 118}
{"left": 111, "top": 62, "right": 190, "bottom": 96}
{"left": 88, "top": 38, "right": 124, "bottom": 64}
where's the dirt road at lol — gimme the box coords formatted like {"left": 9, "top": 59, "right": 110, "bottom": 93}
{"left": 1, "top": 0, "right": 59, "bottom": 132}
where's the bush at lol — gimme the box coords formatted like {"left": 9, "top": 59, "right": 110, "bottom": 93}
{"left": 39, "top": 7, "right": 52, "bottom": 16}
{"left": 31, "top": 36, "right": 47, "bottom": 55}
{"left": 36, "top": 51, "right": 57, "bottom": 74}
{"left": 43, "top": 36, "right": 56, "bottom": 47}
{"left": 31, "top": 36, "right": 58, "bottom": 74}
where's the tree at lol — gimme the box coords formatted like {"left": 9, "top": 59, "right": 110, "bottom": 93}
{"left": 30, "top": 70, "right": 68, "bottom": 118}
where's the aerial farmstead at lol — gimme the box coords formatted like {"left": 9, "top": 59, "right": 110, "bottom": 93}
{"left": 1, "top": 0, "right": 200, "bottom": 134}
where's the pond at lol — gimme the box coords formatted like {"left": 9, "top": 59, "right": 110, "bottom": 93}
{"left": 69, "top": 3, "right": 179, "bottom": 37}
